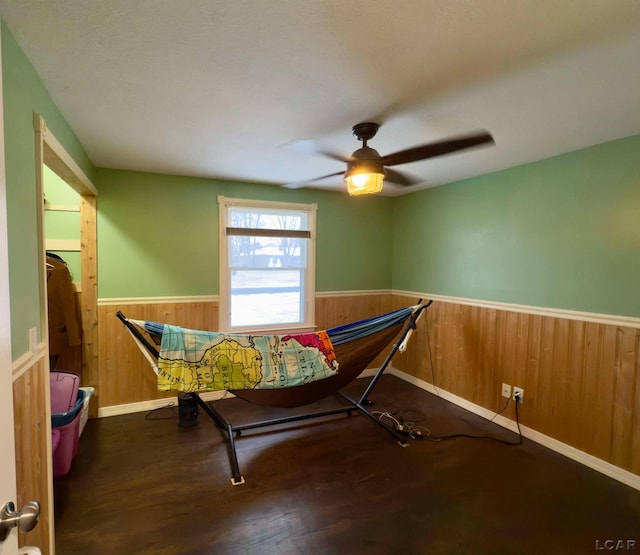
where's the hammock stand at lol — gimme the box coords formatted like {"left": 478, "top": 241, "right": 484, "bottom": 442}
{"left": 116, "top": 300, "right": 430, "bottom": 485}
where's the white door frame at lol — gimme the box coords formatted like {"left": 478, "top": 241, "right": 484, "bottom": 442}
{"left": 0, "top": 25, "right": 19, "bottom": 555}
{"left": 32, "top": 115, "right": 97, "bottom": 555}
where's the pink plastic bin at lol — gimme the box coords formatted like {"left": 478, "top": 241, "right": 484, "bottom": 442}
{"left": 50, "top": 371, "right": 82, "bottom": 478}
{"left": 50, "top": 371, "right": 80, "bottom": 414}
{"left": 52, "top": 407, "right": 82, "bottom": 477}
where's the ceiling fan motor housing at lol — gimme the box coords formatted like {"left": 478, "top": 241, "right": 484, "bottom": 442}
{"left": 346, "top": 146, "right": 384, "bottom": 176}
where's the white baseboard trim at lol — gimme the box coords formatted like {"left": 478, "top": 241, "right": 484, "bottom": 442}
{"left": 387, "top": 367, "right": 640, "bottom": 492}
{"left": 360, "top": 367, "right": 378, "bottom": 378}
{"left": 98, "top": 390, "right": 232, "bottom": 418}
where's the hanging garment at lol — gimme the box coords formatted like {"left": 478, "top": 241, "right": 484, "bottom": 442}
{"left": 47, "top": 255, "right": 81, "bottom": 356}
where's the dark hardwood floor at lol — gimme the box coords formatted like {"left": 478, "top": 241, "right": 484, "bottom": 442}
{"left": 54, "top": 376, "right": 640, "bottom": 554}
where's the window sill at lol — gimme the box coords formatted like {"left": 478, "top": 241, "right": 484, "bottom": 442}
{"left": 223, "top": 324, "right": 317, "bottom": 335}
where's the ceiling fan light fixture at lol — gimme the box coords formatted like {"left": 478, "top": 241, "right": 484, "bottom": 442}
{"left": 344, "top": 156, "right": 385, "bottom": 196}
{"left": 345, "top": 171, "right": 384, "bottom": 196}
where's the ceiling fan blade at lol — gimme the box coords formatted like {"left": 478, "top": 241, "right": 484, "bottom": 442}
{"left": 282, "top": 171, "right": 345, "bottom": 189}
{"left": 384, "top": 167, "right": 423, "bottom": 187}
{"left": 380, "top": 131, "right": 495, "bottom": 167}
{"left": 316, "top": 150, "right": 352, "bottom": 163}
{"left": 285, "top": 139, "right": 352, "bottom": 163}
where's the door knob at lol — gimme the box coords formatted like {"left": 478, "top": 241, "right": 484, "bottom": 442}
{"left": 0, "top": 501, "right": 40, "bottom": 542}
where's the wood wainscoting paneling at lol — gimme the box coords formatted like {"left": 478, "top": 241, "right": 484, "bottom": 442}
{"left": 98, "top": 301, "right": 219, "bottom": 408}
{"left": 392, "top": 294, "right": 640, "bottom": 477}
{"left": 316, "top": 293, "right": 396, "bottom": 371}
{"left": 315, "top": 293, "right": 394, "bottom": 331}
{"left": 97, "top": 293, "right": 396, "bottom": 409}
{"left": 13, "top": 355, "right": 53, "bottom": 555}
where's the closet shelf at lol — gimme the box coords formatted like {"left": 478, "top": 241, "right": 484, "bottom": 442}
{"left": 45, "top": 239, "right": 81, "bottom": 252}
{"left": 44, "top": 204, "right": 80, "bottom": 212}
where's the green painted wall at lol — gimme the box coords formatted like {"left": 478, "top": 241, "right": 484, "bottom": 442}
{"left": 392, "top": 134, "right": 640, "bottom": 317}
{"left": 44, "top": 166, "right": 81, "bottom": 281}
{"left": 95, "top": 168, "right": 393, "bottom": 298}
{"left": 2, "top": 22, "right": 94, "bottom": 359}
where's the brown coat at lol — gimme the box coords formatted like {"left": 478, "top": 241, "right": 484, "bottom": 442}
{"left": 47, "top": 256, "right": 81, "bottom": 356}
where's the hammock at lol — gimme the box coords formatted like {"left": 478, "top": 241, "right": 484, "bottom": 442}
{"left": 117, "top": 299, "right": 430, "bottom": 484}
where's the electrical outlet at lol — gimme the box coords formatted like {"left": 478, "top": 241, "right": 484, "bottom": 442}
{"left": 513, "top": 387, "right": 524, "bottom": 403}
{"left": 501, "top": 383, "right": 512, "bottom": 398}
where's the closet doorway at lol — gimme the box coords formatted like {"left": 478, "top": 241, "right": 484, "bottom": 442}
{"left": 44, "top": 165, "right": 83, "bottom": 374}
{"left": 18, "top": 115, "right": 99, "bottom": 553}
{"left": 35, "top": 114, "right": 98, "bottom": 411}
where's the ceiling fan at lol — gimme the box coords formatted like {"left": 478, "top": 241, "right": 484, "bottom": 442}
{"left": 284, "top": 122, "right": 495, "bottom": 195}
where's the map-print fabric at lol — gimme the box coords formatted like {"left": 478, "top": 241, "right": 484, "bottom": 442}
{"left": 157, "top": 324, "right": 339, "bottom": 392}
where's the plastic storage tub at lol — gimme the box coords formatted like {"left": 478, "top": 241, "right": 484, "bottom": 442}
{"left": 78, "top": 386, "right": 95, "bottom": 436}
{"left": 51, "top": 387, "right": 84, "bottom": 428}
{"left": 50, "top": 371, "right": 80, "bottom": 414}
{"left": 52, "top": 393, "right": 84, "bottom": 477}
{"left": 50, "top": 371, "right": 83, "bottom": 478}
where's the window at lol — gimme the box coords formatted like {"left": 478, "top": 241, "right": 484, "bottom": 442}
{"left": 218, "top": 196, "right": 317, "bottom": 332}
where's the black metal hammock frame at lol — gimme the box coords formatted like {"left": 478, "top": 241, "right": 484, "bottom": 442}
{"left": 117, "top": 299, "right": 431, "bottom": 485}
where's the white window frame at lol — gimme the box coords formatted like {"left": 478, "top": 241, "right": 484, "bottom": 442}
{"left": 218, "top": 196, "right": 317, "bottom": 333}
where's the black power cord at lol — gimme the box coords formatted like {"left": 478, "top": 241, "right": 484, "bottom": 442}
{"left": 390, "top": 395, "right": 523, "bottom": 445}
{"left": 415, "top": 308, "right": 523, "bottom": 445}
{"left": 145, "top": 402, "right": 178, "bottom": 420}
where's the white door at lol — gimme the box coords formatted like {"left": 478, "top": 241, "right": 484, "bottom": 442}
{"left": 0, "top": 28, "right": 19, "bottom": 555}
{"left": 0, "top": 293, "right": 18, "bottom": 555}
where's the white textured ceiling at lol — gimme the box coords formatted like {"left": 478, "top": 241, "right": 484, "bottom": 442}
{"left": 1, "top": 0, "right": 640, "bottom": 196}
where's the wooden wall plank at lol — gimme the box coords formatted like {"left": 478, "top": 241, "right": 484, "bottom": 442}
{"left": 631, "top": 332, "right": 640, "bottom": 471}
{"left": 611, "top": 326, "right": 638, "bottom": 468}
{"left": 13, "top": 358, "right": 52, "bottom": 555}
{"left": 80, "top": 194, "right": 98, "bottom": 417}
{"left": 524, "top": 315, "right": 543, "bottom": 419}
{"left": 595, "top": 324, "right": 619, "bottom": 461}
{"left": 576, "top": 322, "right": 602, "bottom": 454}
{"left": 563, "top": 320, "right": 586, "bottom": 444}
